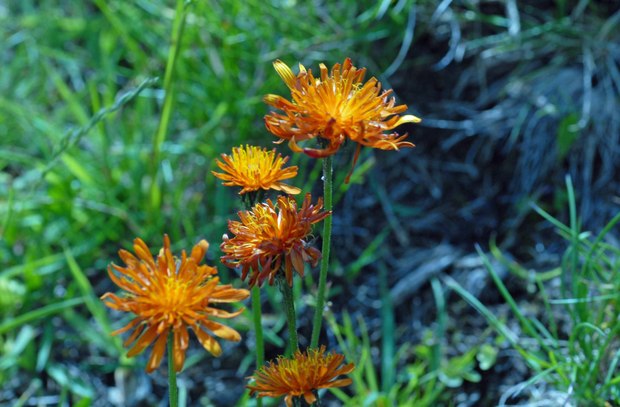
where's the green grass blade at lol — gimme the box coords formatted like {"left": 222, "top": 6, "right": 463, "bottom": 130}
{"left": 475, "top": 245, "right": 552, "bottom": 353}
{"left": 379, "top": 263, "right": 395, "bottom": 393}
{"left": 0, "top": 297, "right": 85, "bottom": 335}
{"left": 443, "top": 275, "right": 518, "bottom": 345}
{"left": 64, "top": 248, "right": 120, "bottom": 351}
{"left": 148, "top": 0, "right": 188, "bottom": 213}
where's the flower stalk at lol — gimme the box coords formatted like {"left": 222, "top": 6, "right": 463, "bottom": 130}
{"left": 168, "top": 330, "right": 178, "bottom": 407}
{"left": 279, "top": 275, "right": 299, "bottom": 353}
{"left": 243, "top": 192, "right": 265, "bottom": 407}
{"left": 310, "top": 155, "right": 333, "bottom": 349}
{"left": 250, "top": 287, "right": 264, "bottom": 407}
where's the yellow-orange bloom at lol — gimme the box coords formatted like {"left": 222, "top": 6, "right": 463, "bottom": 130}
{"left": 212, "top": 145, "right": 301, "bottom": 195}
{"left": 101, "top": 235, "right": 249, "bottom": 373}
{"left": 220, "top": 193, "right": 330, "bottom": 287}
{"left": 247, "top": 346, "right": 354, "bottom": 407}
{"left": 264, "top": 58, "right": 421, "bottom": 180}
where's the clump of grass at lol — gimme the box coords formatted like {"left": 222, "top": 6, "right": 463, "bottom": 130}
{"left": 448, "top": 176, "right": 620, "bottom": 405}
{"left": 326, "top": 273, "right": 496, "bottom": 406}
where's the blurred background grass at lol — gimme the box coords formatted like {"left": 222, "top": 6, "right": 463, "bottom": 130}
{"left": 1, "top": 0, "right": 619, "bottom": 406}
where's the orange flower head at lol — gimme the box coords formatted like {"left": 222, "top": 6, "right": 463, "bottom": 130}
{"left": 264, "top": 58, "right": 421, "bottom": 181}
{"left": 220, "top": 193, "right": 330, "bottom": 287}
{"left": 247, "top": 346, "right": 354, "bottom": 407}
{"left": 101, "top": 235, "right": 250, "bottom": 373}
{"left": 212, "top": 145, "right": 301, "bottom": 195}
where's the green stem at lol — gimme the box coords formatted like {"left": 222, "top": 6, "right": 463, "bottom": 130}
{"left": 168, "top": 330, "right": 178, "bottom": 407}
{"left": 148, "top": 0, "right": 188, "bottom": 213}
{"left": 251, "top": 286, "right": 264, "bottom": 407}
{"left": 310, "top": 155, "right": 333, "bottom": 349}
{"left": 279, "top": 276, "right": 299, "bottom": 353}
{"left": 245, "top": 194, "right": 264, "bottom": 407}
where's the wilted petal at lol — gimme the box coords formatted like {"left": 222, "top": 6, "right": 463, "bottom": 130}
{"left": 220, "top": 194, "right": 326, "bottom": 288}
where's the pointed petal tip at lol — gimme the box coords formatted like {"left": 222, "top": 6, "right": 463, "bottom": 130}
{"left": 263, "top": 94, "right": 280, "bottom": 104}
{"left": 276, "top": 183, "right": 301, "bottom": 195}
{"left": 198, "top": 239, "right": 209, "bottom": 252}
{"left": 272, "top": 60, "right": 296, "bottom": 89}
{"left": 402, "top": 114, "right": 422, "bottom": 123}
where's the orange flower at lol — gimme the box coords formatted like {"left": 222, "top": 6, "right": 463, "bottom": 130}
{"left": 247, "top": 346, "right": 354, "bottom": 407}
{"left": 220, "top": 193, "right": 330, "bottom": 287}
{"left": 212, "top": 145, "right": 301, "bottom": 195}
{"left": 101, "top": 235, "right": 249, "bottom": 373}
{"left": 264, "top": 58, "right": 421, "bottom": 180}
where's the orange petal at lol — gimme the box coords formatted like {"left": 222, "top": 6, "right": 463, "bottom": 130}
{"left": 194, "top": 326, "right": 222, "bottom": 357}
{"left": 284, "top": 255, "right": 293, "bottom": 285}
{"left": 206, "top": 307, "right": 245, "bottom": 319}
{"left": 146, "top": 329, "right": 168, "bottom": 373}
{"left": 133, "top": 238, "right": 154, "bottom": 265}
{"left": 288, "top": 138, "right": 304, "bottom": 153}
{"left": 301, "top": 140, "right": 341, "bottom": 158}
{"left": 190, "top": 239, "right": 209, "bottom": 263}
{"left": 175, "top": 327, "right": 190, "bottom": 350}
{"left": 303, "top": 391, "right": 317, "bottom": 405}
{"left": 127, "top": 324, "right": 159, "bottom": 357}
{"left": 319, "top": 378, "right": 353, "bottom": 388}
{"left": 390, "top": 114, "right": 422, "bottom": 128}
{"left": 290, "top": 249, "right": 305, "bottom": 277}
{"left": 123, "top": 323, "right": 146, "bottom": 347}
{"left": 275, "top": 183, "right": 301, "bottom": 195}
{"left": 210, "top": 286, "right": 250, "bottom": 303}
{"left": 273, "top": 60, "right": 296, "bottom": 89}
{"left": 174, "top": 345, "right": 186, "bottom": 373}
{"left": 111, "top": 317, "right": 141, "bottom": 336}
{"left": 344, "top": 144, "right": 363, "bottom": 184}
{"left": 204, "top": 321, "right": 242, "bottom": 342}
{"left": 101, "top": 292, "right": 125, "bottom": 311}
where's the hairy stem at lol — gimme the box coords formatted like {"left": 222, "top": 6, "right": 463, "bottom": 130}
{"left": 251, "top": 286, "right": 264, "bottom": 407}
{"left": 310, "top": 155, "right": 333, "bottom": 348}
{"left": 279, "top": 276, "right": 299, "bottom": 353}
{"left": 168, "top": 330, "right": 178, "bottom": 407}
{"left": 244, "top": 192, "right": 264, "bottom": 407}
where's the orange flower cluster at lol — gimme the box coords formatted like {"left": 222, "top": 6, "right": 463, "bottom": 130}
{"left": 212, "top": 145, "right": 300, "bottom": 195}
{"left": 102, "top": 58, "right": 412, "bottom": 401}
{"left": 101, "top": 235, "right": 249, "bottom": 373}
{"left": 264, "top": 58, "right": 420, "bottom": 179}
{"left": 247, "top": 346, "right": 354, "bottom": 407}
{"left": 221, "top": 193, "right": 330, "bottom": 287}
